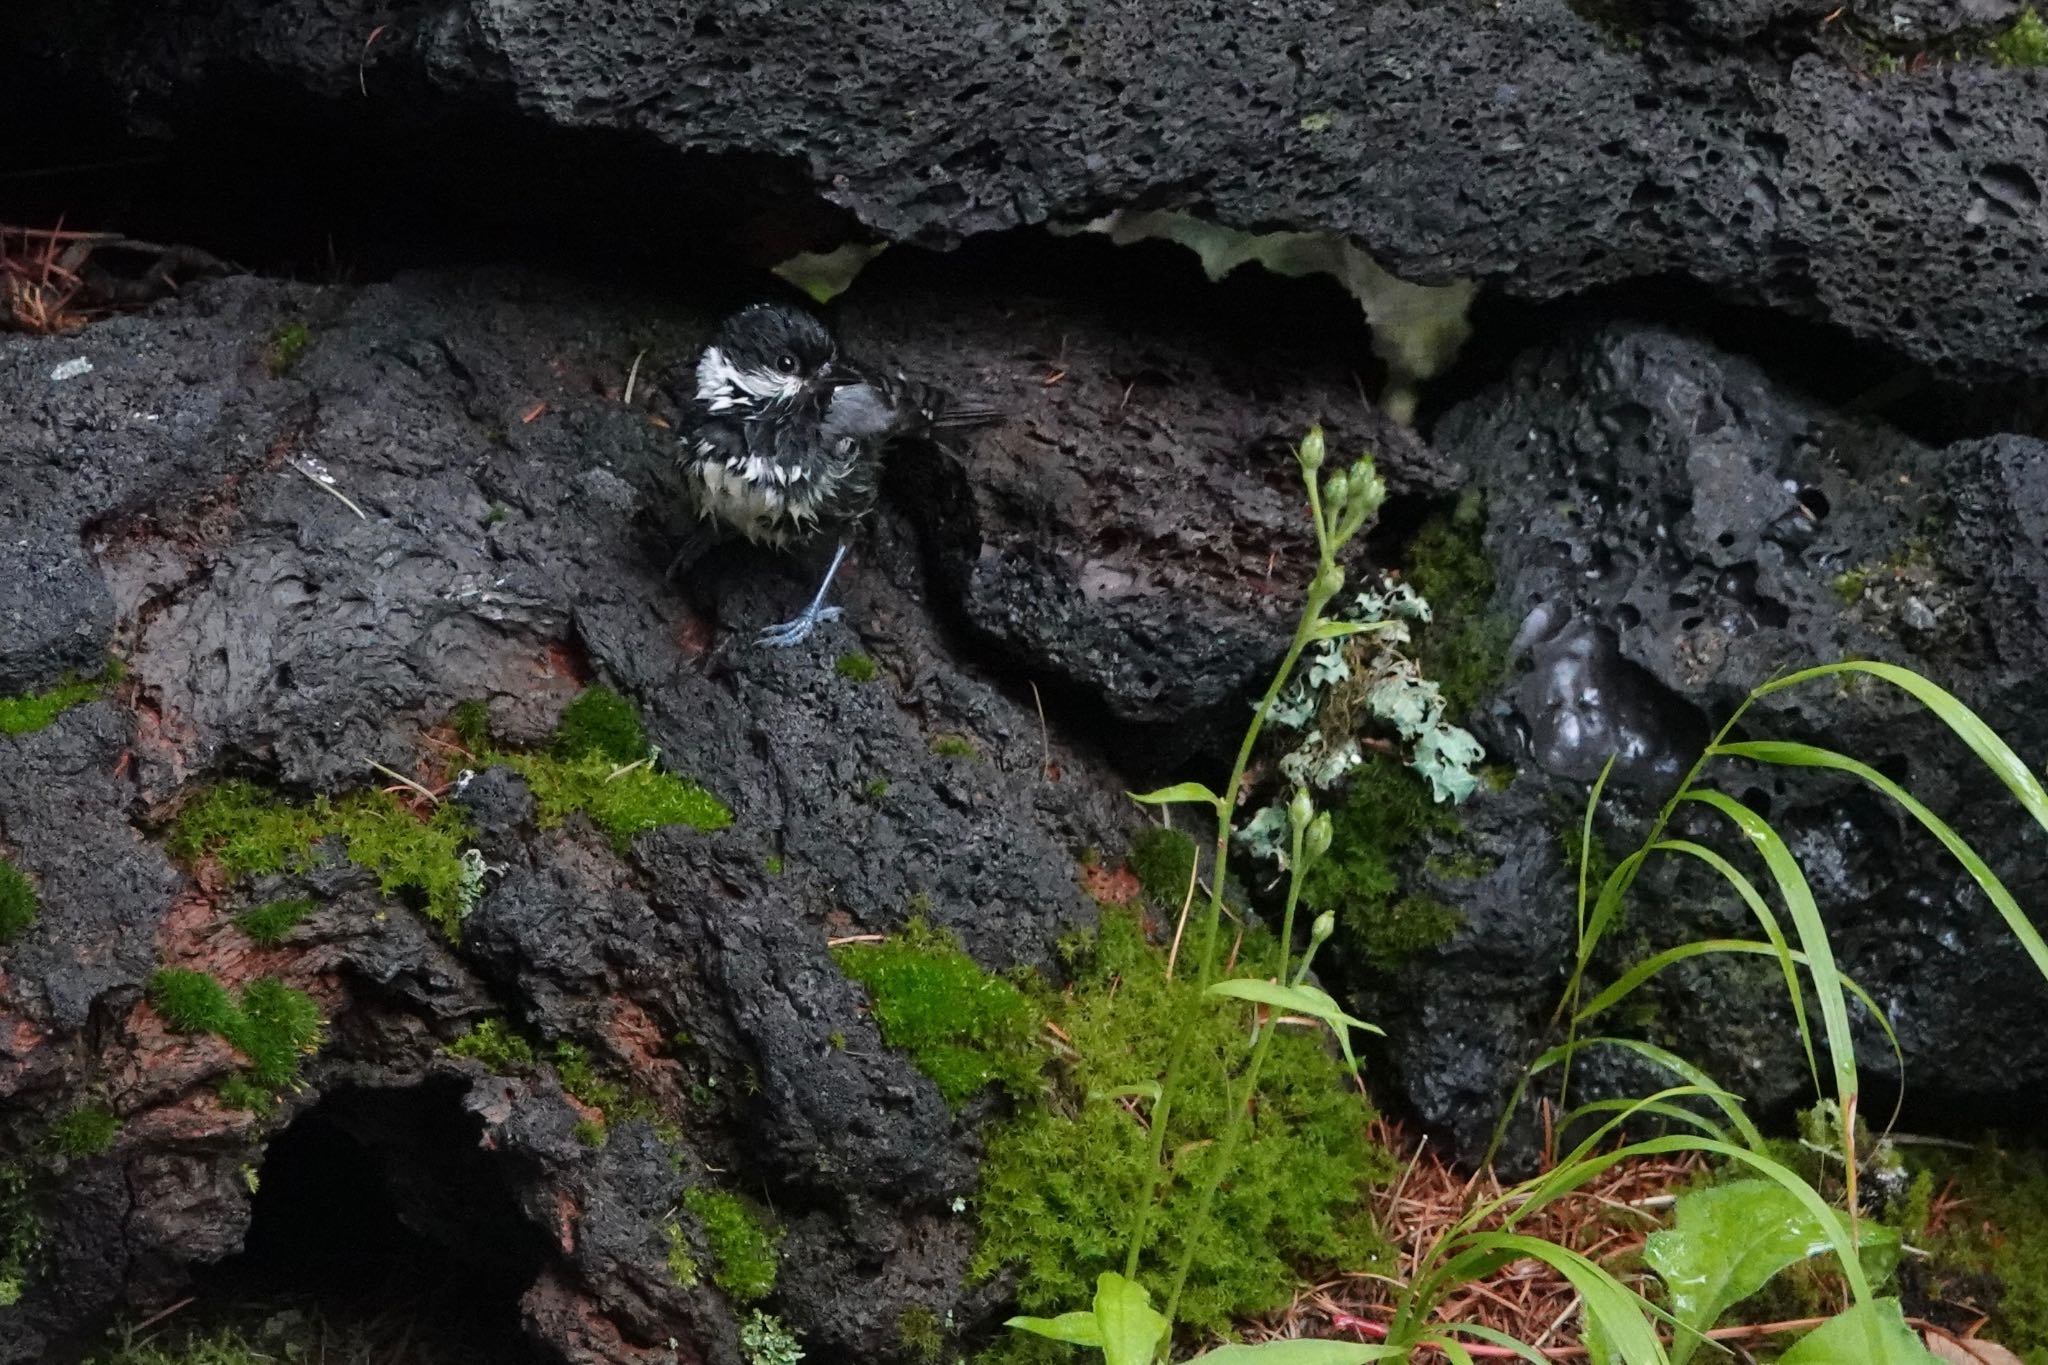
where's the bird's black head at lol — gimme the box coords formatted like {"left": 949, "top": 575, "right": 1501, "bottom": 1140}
{"left": 694, "top": 302, "right": 839, "bottom": 413}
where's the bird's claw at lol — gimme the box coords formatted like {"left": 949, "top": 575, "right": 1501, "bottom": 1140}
{"left": 756, "top": 604, "right": 843, "bottom": 648}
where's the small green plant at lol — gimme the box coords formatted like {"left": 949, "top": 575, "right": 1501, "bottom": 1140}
{"left": 835, "top": 652, "right": 880, "bottom": 683}
{"left": 0, "top": 1161, "right": 43, "bottom": 1308}
{"left": 930, "top": 733, "right": 979, "bottom": 759}
{"left": 48, "top": 1105, "right": 120, "bottom": 1158}
{"left": 572, "top": 1119, "right": 608, "bottom": 1147}
{"left": 0, "top": 662, "right": 117, "bottom": 737}
{"left": 898, "top": 1306, "right": 945, "bottom": 1363}
{"left": 664, "top": 1219, "right": 701, "bottom": 1288}
{"left": 445, "top": 1018, "right": 537, "bottom": 1071}
{"left": 148, "top": 969, "right": 239, "bottom": 1033}
{"left": 1994, "top": 5, "right": 2048, "bottom": 65}
{"left": 148, "top": 969, "right": 324, "bottom": 1088}
{"left": 266, "top": 321, "right": 311, "bottom": 376}
{"left": 764, "top": 854, "right": 785, "bottom": 876}
{"left": 215, "top": 1074, "right": 277, "bottom": 1112}
{"left": 861, "top": 777, "right": 890, "bottom": 802}
{"left": 833, "top": 919, "right": 1042, "bottom": 1108}
{"left": 234, "top": 897, "right": 316, "bottom": 947}
{"left": 739, "top": 1311, "right": 804, "bottom": 1365}
{"left": 685, "top": 1187, "right": 780, "bottom": 1302}
{"left": 0, "top": 857, "right": 37, "bottom": 944}
{"left": 552, "top": 685, "right": 648, "bottom": 765}
{"left": 1126, "top": 827, "right": 1197, "bottom": 907}
{"left": 1296, "top": 761, "right": 1468, "bottom": 970}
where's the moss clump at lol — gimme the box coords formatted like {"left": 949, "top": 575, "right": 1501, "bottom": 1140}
{"left": 234, "top": 897, "right": 315, "bottom": 947}
{"left": 1403, "top": 503, "right": 1513, "bottom": 718}
{"left": 664, "top": 1220, "right": 701, "bottom": 1287}
{"left": 1995, "top": 6, "right": 2048, "bottom": 65}
{"left": 834, "top": 653, "right": 880, "bottom": 683}
{"left": 972, "top": 908, "right": 1393, "bottom": 1336}
{"left": 49, "top": 1105, "right": 120, "bottom": 1158}
{"left": 684, "top": 1187, "right": 781, "bottom": 1302}
{"left": 551, "top": 1041, "right": 630, "bottom": 1116}
{"left": 1127, "top": 827, "right": 1198, "bottom": 907}
{"left": 0, "top": 858, "right": 37, "bottom": 945}
{"left": 446, "top": 1018, "right": 537, "bottom": 1072}
{"left": 1301, "top": 760, "right": 1467, "bottom": 970}
{"left": 148, "top": 969, "right": 324, "bottom": 1088}
{"left": 84, "top": 1326, "right": 274, "bottom": 1365}
{"left": 833, "top": 919, "right": 1042, "bottom": 1108}
{"left": 266, "top": 322, "right": 311, "bottom": 376}
{"left": 215, "top": 1074, "right": 277, "bottom": 1113}
{"left": 930, "top": 734, "right": 979, "bottom": 759}
{"left": 169, "top": 783, "right": 481, "bottom": 937}
{"left": 1, "top": 1161, "right": 43, "bottom": 1307}
{"left": 0, "top": 664, "right": 116, "bottom": 738}
{"left": 1911, "top": 1142, "right": 2048, "bottom": 1361}
{"left": 898, "top": 1306, "right": 945, "bottom": 1363}
{"left": 861, "top": 778, "right": 891, "bottom": 802}
{"left": 552, "top": 685, "right": 648, "bottom": 765}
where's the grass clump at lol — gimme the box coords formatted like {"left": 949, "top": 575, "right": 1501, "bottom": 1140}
{"left": 0, "top": 663, "right": 118, "bottom": 737}
{"left": 49, "top": 1105, "right": 120, "bottom": 1158}
{"left": 1300, "top": 760, "right": 1467, "bottom": 970}
{"left": 0, "top": 858, "right": 36, "bottom": 945}
{"left": 834, "top": 652, "right": 880, "bottom": 683}
{"left": 971, "top": 907, "right": 1392, "bottom": 1336}
{"left": 233, "top": 897, "right": 315, "bottom": 947}
{"left": 445, "top": 1017, "right": 537, "bottom": 1071}
{"left": 1995, "top": 6, "right": 2048, "bottom": 65}
{"left": 148, "top": 969, "right": 324, "bottom": 1089}
{"left": 684, "top": 1187, "right": 781, "bottom": 1302}
{"left": 1127, "top": 827, "right": 1197, "bottom": 907}
{"left": 930, "top": 734, "right": 979, "bottom": 759}
{"left": 832, "top": 919, "right": 1042, "bottom": 1108}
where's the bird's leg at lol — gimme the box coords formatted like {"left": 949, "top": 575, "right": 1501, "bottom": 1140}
{"left": 757, "top": 541, "right": 850, "bottom": 648}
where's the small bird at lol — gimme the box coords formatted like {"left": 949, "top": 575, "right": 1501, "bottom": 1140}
{"left": 675, "top": 301, "right": 997, "bottom": 647}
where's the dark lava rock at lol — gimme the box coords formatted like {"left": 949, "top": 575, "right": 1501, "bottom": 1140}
{"left": 7, "top": 0, "right": 2048, "bottom": 380}
{"left": 1367, "top": 321, "right": 2048, "bottom": 1161}
{"left": 0, "top": 529, "right": 111, "bottom": 694}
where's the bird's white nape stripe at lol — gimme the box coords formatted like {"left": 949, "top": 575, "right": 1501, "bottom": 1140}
{"left": 695, "top": 345, "right": 804, "bottom": 411}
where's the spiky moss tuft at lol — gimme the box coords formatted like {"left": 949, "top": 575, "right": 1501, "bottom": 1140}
{"left": 234, "top": 897, "right": 316, "bottom": 947}
{"left": 930, "top": 734, "right": 979, "bottom": 759}
{"left": 445, "top": 1018, "right": 537, "bottom": 1072}
{"left": 148, "top": 969, "right": 324, "bottom": 1088}
{"left": 49, "top": 1105, "right": 120, "bottom": 1158}
{"left": 0, "top": 661, "right": 120, "bottom": 737}
{"left": 552, "top": 685, "right": 648, "bottom": 765}
{"left": 832, "top": 919, "right": 1043, "bottom": 1108}
{"left": 834, "top": 652, "right": 880, "bottom": 683}
{"left": 971, "top": 907, "right": 1394, "bottom": 1338}
{"left": 1995, "top": 6, "right": 2048, "bottom": 65}
{"left": 1403, "top": 502, "right": 1513, "bottom": 719}
{"left": 1127, "top": 827, "right": 1198, "bottom": 907}
{"left": 0, "top": 858, "right": 36, "bottom": 945}
{"left": 1301, "top": 761, "right": 1468, "bottom": 970}
{"left": 684, "top": 1187, "right": 781, "bottom": 1302}
{"left": 215, "top": 1074, "right": 278, "bottom": 1113}
{"left": 169, "top": 783, "right": 479, "bottom": 936}
{"left": 266, "top": 322, "right": 311, "bottom": 376}
{"left": 897, "top": 1306, "right": 945, "bottom": 1363}
{"left": 664, "top": 1220, "right": 701, "bottom": 1288}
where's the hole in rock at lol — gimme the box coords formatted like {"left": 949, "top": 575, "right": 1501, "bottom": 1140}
{"left": 192, "top": 1079, "right": 553, "bottom": 1364}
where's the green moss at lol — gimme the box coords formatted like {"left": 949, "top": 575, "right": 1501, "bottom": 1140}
{"left": 552, "top": 685, "right": 648, "bottom": 765}
{"left": 1832, "top": 568, "right": 1869, "bottom": 605}
{"left": 835, "top": 652, "right": 880, "bottom": 683}
{"left": 1912, "top": 1142, "right": 2048, "bottom": 1362}
{"left": 85, "top": 1326, "right": 274, "bottom": 1365}
{"left": 972, "top": 907, "right": 1393, "bottom": 1335}
{"left": 266, "top": 322, "right": 311, "bottom": 376}
{"left": 551, "top": 1041, "right": 630, "bottom": 1116}
{"left": 0, "top": 1160, "right": 40, "bottom": 1307}
{"left": 861, "top": 777, "right": 891, "bottom": 802}
{"left": 148, "top": 969, "right": 239, "bottom": 1034}
{"left": 930, "top": 734, "right": 979, "bottom": 759}
{"left": 1404, "top": 504, "right": 1513, "bottom": 718}
{"left": 449, "top": 699, "right": 493, "bottom": 754}
{"left": 684, "top": 1186, "right": 781, "bottom": 1302}
{"left": 165, "top": 782, "right": 326, "bottom": 878}
{"left": 898, "top": 1306, "right": 945, "bottom": 1363}
{"left": 0, "top": 665, "right": 115, "bottom": 737}
{"left": 233, "top": 897, "right": 315, "bottom": 947}
{"left": 0, "top": 858, "right": 37, "bottom": 945}
{"left": 215, "top": 1074, "right": 277, "bottom": 1113}
{"left": 49, "top": 1105, "right": 120, "bottom": 1157}
{"left": 1127, "top": 827, "right": 1198, "bottom": 907}
{"left": 446, "top": 1017, "right": 537, "bottom": 1072}
{"left": 572, "top": 1119, "right": 608, "bottom": 1147}
{"left": 1994, "top": 6, "right": 2048, "bottom": 65}
{"left": 664, "top": 1220, "right": 701, "bottom": 1288}
{"left": 148, "top": 969, "right": 323, "bottom": 1088}
{"left": 833, "top": 919, "right": 1043, "bottom": 1108}
{"left": 1301, "top": 760, "right": 1467, "bottom": 970}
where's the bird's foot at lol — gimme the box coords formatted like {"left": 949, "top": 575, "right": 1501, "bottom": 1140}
{"left": 756, "top": 604, "right": 843, "bottom": 648}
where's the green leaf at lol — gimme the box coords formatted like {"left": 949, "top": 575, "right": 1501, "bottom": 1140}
{"left": 1184, "top": 1340, "right": 1404, "bottom": 1365}
{"left": 1206, "top": 977, "right": 1384, "bottom": 1073}
{"left": 1452, "top": 1233, "right": 1668, "bottom": 1363}
{"left": 1092, "top": 1272, "right": 1170, "bottom": 1365}
{"left": 1777, "top": 1299, "right": 1939, "bottom": 1364}
{"left": 1005, "top": 1311, "right": 1104, "bottom": 1348}
{"left": 1129, "top": 782, "right": 1224, "bottom": 810}
{"left": 1646, "top": 1180, "right": 1885, "bottom": 1364}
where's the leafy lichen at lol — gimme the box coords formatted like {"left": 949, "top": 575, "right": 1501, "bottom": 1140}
{"left": 0, "top": 858, "right": 37, "bottom": 945}
{"left": 971, "top": 908, "right": 1393, "bottom": 1336}
{"left": 684, "top": 1187, "right": 781, "bottom": 1302}
{"left": 832, "top": 919, "right": 1043, "bottom": 1108}
{"left": 740, "top": 1311, "right": 804, "bottom": 1365}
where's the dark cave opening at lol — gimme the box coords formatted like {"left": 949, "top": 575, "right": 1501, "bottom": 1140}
{"left": 188, "top": 1080, "right": 554, "bottom": 1365}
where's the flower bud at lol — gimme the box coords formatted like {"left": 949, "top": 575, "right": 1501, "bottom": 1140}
{"left": 1289, "top": 788, "right": 1315, "bottom": 833}
{"left": 1322, "top": 471, "right": 1350, "bottom": 511}
{"left": 1311, "top": 564, "right": 1346, "bottom": 600}
{"left": 1311, "top": 911, "right": 1336, "bottom": 946}
{"left": 1298, "top": 426, "right": 1326, "bottom": 471}
{"left": 1305, "top": 812, "right": 1333, "bottom": 863}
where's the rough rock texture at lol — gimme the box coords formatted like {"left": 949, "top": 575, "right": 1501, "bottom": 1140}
{"left": 1363, "top": 321, "right": 2048, "bottom": 1161}
{"left": 7, "top": 0, "right": 2048, "bottom": 381}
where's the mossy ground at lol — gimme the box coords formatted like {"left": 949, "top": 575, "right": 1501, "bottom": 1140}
{"left": 1301, "top": 760, "right": 1470, "bottom": 971}
{"left": 835, "top": 652, "right": 880, "bottom": 683}
{"left": 0, "top": 857, "right": 37, "bottom": 944}
{"left": 1995, "top": 6, "right": 2048, "bottom": 65}
{"left": 49, "top": 1105, "right": 120, "bottom": 1158}
{"left": 0, "top": 660, "right": 121, "bottom": 737}
{"left": 147, "top": 969, "right": 324, "bottom": 1089}
{"left": 444, "top": 1017, "right": 537, "bottom": 1071}
{"left": 1403, "top": 501, "right": 1513, "bottom": 719}
{"left": 971, "top": 907, "right": 1394, "bottom": 1341}
{"left": 684, "top": 1186, "right": 780, "bottom": 1302}
{"left": 1127, "top": 827, "right": 1198, "bottom": 908}
{"left": 1907, "top": 1141, "right": 2048, "bottom": 1363}
{"left": 833, "top": 919, "right": 1042, "bottom": 1108}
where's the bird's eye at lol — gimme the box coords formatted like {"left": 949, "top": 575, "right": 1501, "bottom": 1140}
{"left": 775, "top": 353, "right": 798, "bottom": 374}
